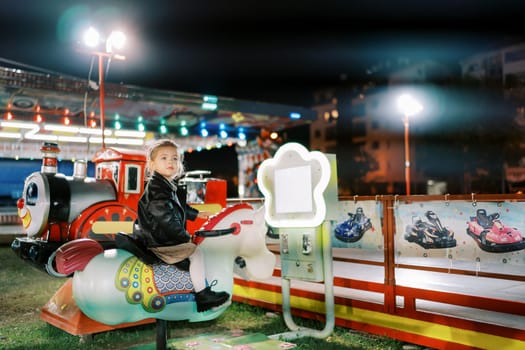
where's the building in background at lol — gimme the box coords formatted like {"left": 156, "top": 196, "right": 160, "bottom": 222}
{"left": 461, "top": 42, "right": 525, "bottom": 193}
{"left": 310, "top": 88, "right": 338, "bottom": 154}
{"left": 312, "top": 42, "right": 525, "bottom": 195}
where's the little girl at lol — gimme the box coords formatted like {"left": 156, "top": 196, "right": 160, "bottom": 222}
{"left": 135, "top": 139, "right": 229, "bottom": 312}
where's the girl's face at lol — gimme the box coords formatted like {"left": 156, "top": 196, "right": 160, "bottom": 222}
{"left": 149, "top": 146, "right": 180, "bottom": 180}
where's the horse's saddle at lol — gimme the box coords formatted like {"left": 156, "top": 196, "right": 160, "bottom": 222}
{"left": 115, "top": 252, "right": 196, "bottom": 313}
{"left": 115, "top": 232, "right": 190, "bottom": 271}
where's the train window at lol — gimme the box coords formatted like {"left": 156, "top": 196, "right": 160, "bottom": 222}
{"left": 186, "top": 180, "right": 206, "bottom": 203}
{"left": 96, "top": 162, "right": 119, "bottom": 187}
{"left": 113, "top": 164, "right": 119, "bottom": 185}
{"left": 26, "top": 182, "right": 38, "bottom": 206}
{"left": 125, "top": 164, "right": 141, "bottom": 194}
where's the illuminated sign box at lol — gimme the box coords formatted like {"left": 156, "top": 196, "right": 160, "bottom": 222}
{"left": 257, "top": 142, "right": 331, "bottom": 228}
{"left": 274, "top": 165, "right": 313, "bottom": 214}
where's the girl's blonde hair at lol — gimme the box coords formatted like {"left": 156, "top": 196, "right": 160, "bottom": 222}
{"left": 146, "top": 139, "right": 185, "bottom": 179}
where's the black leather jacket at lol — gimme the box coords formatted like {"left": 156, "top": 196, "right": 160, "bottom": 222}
{"left": 134, "top": 171, "right": 198, "bottom": 247}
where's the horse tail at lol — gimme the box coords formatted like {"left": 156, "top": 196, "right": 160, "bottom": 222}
{"left": 55, "top": 238, "right": 104, "bottom": 275}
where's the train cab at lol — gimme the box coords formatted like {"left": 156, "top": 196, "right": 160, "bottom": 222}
{"left": 92, "top": 147, "right": 146, "bottom": 208}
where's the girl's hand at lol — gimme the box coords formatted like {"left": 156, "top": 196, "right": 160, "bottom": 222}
{"left": 197, "top": 211, "right": 211, "bottom": 220}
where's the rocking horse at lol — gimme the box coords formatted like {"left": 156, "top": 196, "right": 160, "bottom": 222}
{"left": 53, "top": 203, "right": 275, "bottom": 348}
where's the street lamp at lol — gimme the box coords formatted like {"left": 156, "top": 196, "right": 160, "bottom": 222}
{"left": 397, "top": 93, "right": 423, "bottom": 195}
{"left": 81, "top": 27, "right": 126, "bottom": 148}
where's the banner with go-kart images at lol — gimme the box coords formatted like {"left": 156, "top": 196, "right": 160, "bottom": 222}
{"left": 331, "top": 200, "right": 384, "bottom": 254}
{"left": 394, "top": 201, "right": 525, "bottom": 268}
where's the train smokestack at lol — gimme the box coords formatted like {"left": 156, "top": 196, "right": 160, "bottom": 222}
{"left": 40, "top": 142, "right": 60, "bottom": 174}
{"left": 73, "top": 159, "right": 87, "bottom": 180}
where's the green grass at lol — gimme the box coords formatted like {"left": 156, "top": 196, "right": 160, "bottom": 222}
{"left": 0, "top": 245, "right": 408, "bottom": 349}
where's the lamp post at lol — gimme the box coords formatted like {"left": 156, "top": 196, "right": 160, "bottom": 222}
{"left": 397, "top": 94, "right": 423, "bottom": 195}
{"left": 82, "top": 27, "right": 126, "bottom": 148}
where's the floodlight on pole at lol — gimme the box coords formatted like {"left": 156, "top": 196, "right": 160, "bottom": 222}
{"left": 81, "top": 27, "right": 126, "bottom": 148}
{"left": 107, "top": 31, "right": 126, "bottom": 52}
{"left": 397, "top": 94, "right": 423, "bottom": 196}
{"left": 83, "top": 27, "right": 100, "bottom": 48}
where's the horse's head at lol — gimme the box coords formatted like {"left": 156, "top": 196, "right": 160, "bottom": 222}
{"left": 198, "top": 203, "right": 275, "bottom": 281}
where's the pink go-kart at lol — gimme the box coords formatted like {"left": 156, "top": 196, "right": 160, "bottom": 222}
{"left": 466, "top": 208, "right": 525, "bottom": 252}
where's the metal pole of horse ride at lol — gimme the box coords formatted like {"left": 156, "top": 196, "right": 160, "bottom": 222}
{"left": 156, "top": 319, "right": 167, "bottom": 350}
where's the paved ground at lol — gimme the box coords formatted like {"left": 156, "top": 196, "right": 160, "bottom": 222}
{"left": 128, "top": 331, "right": 297, "bottom": 350}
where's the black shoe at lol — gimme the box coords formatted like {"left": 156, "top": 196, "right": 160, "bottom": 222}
{"left": 194, "top": 283, "right": 230, "bottom": 312}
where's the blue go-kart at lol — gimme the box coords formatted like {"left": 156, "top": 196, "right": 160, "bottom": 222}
{"left": 334, "top": 207, "right": 373, "bottom": 243}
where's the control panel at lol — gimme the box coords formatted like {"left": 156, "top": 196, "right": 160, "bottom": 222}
{"left": 279, "top": 226, "right": 324, "bottom": 282}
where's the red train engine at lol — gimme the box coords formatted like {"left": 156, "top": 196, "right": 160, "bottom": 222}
{"left": 11, "top": 143, "right": 146, "bottom": 276}
{"left": 11, "top": 142, "right": 227, "bottom": 276}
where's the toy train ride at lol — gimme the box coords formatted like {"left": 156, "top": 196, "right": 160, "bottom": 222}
{"left": 11, "top": 142, "right": 227, "bottom": 277}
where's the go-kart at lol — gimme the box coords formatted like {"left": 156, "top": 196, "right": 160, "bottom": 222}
{"left": 334, "top": 207, "right": 373, "bottom": 243}
{"left": 404, "top": 210, "right": 456, "bottom": 249}
{"left": 466, "top": 208, "right": 525, "bottom": 252}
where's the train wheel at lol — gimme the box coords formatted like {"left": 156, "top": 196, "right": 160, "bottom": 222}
{"left": 75, "top": 204, "right": 137, "bottom": 241}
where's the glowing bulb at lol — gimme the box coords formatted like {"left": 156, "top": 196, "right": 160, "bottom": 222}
{"left": 107, "top": 30, "right": 126, "bottom": 52}
{"left": 238, "top": 127, "right": 246, "bottom": 140}
{"left": 83, "top": 27, "right": 100, "bottom": 48}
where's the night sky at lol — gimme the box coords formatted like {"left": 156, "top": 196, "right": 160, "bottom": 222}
{"left": 1, "top": 0, "right": 524, "bottom": 107}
